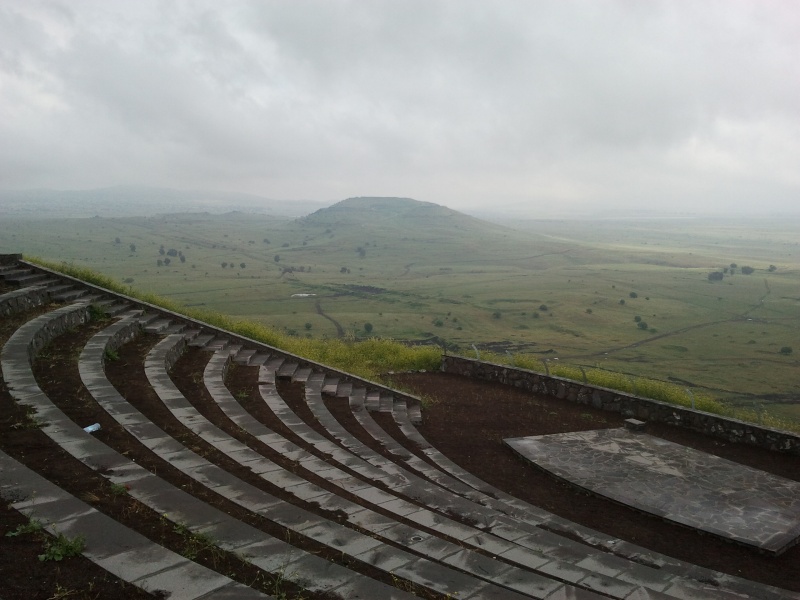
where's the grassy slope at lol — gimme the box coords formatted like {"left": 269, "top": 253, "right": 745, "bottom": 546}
{"left": 1, "top": 198, "right": 798, "bottom": 423}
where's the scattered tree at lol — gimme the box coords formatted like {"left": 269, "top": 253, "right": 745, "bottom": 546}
{"left": 356, "top": 246, "right": 366, "bottom": 258}
{"left": 741, "top": 266, "right": 755, "bottom": 275}
{"left": 179, "top": 254, "right": 186, "bottom": 263}
{"left": 585, "top": 308, "right": 592, "bottom": 314}
{"left": 637, "top": 321, "right": 649, "bottom": 330}
{"left": 364, "top": 322, "right": 373, "bottom": 333}
{"left": 619, "top": 299, "right": 625, "bottom": 305}
{"left": 769, "top": 265, "right": 777, "bottom": 272}
{"left": 157, "top": 259, "right": 163, "bottom": 267}
{"left": 163, "top": 257, "right": 171, "bottom": 266}
{"left": 730, "top": 263, "right": 737, "bottom": 269}
{"left": 634, "top": 315, "right": 642, "bottom": 322}
{"left": 779, "top": 346, "right": 793, "bottom": 355}
{"left": 129, "top": 243, "right": 136, "bottom": 253}
{"left": 159, "top": 245, "right": 165, "bottom": 255}
{"left": 304, "top": 322, "right": 312, "bottom": 331}
{"left": 274, "top": 255, "right": 280, "bottom": 262}
{"left": 263, "top": 238, "right": 270, "bottom": 244}
{"left": 221, "top": 262, "right": 228, "bottom": 268}
{"left": 492, "top": 311, "right": 502, "bottom": 319}
{"left": 240, "top": 262, "right": 246, "bottom": 269}
{"left": 629, "top": 292, "right": 638, "bottom": 298}
{"left": 539, "top": 304, "right": 548, "bottom": 311}
{"left": 708, "top": 271, "right": 724, "bottom": 281}
{"left": 166, "top": 248, "right": 178, "bottom": 257}
{"left": 114, "top": 237, "right": 121, "bottom": 244}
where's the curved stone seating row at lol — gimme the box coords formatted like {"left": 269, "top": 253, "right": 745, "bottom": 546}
{"left": 382, "top": 384, "right": 800, "bottom": 600}
{"left": 0, "top": 302, "right": 271, "bottom": 600}
{"left": 232, "top": 348, "right": 797, "bottom": 600}
{"left": 218, "top": 354, "right": 635, "bottom": 598}
{"left": 251, "top": 356, "right": 697, "bottom": 599}
{"left": 141, "top": 331, "right": 578, "bottom": 599}
{"left": 81, "top": 316, "right": 420, "bottom": 600}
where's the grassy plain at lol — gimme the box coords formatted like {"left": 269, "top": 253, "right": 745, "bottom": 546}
{"left": 1, "top": 198, "right": 798, "bottom": 423}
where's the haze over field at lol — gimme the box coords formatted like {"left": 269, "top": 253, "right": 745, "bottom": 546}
{"left": 2, "top": 1, "right": 799, "bottom": 217}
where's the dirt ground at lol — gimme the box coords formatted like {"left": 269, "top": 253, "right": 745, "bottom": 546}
{"left": 1, "top": 310, "right": 798, "bottom": 598}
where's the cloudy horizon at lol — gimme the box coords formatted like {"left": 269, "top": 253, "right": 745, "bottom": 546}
{"left": 1, "top": 1, "right": 799, "bottom": 216}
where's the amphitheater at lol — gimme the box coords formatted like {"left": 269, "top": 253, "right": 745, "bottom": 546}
{"left": 1, "top": 254, "right": 798, "bottom": 600}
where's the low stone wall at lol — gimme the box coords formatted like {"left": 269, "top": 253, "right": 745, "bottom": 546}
{"left": 0, "top": 286, "right": 52, "bottom": 318}
{"left": 442, "top": 354, "right": 800, "bottom": 455}
{"left": 26, "top": 305, "right": 91, "bottom": 363}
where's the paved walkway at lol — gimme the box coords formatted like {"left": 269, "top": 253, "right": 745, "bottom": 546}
{"left": 505, "top": 428, "right": 800, "bottom": 555}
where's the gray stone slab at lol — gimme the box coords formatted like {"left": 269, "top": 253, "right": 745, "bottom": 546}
{"left": 505, "top": 428, "right": 800, "bottom": 554}
{"left": 132, "top": 559, "right": 234, "bottom": 600}
{"left": 237, "top": 538, "right": 308, "bottom": 572}
{"left": 96, "top": 544, "right": 188, "bottom": 582}
{"left": 392, "top": 558, "right": 486, "bottom": 599}
{"left": 355, "top": 545, "right": 415, "bottom": 572}
{"left": 300, "top": 520, "right": 384, "bottom": 555}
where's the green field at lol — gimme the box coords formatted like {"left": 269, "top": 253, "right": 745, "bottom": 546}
{"left": 2, "top": 197, "right": 798, "bottom": 424}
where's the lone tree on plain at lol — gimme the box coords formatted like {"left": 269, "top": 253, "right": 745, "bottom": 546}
{"left": 780, "top": 346, "right": 793, "bottom": 355}
{"left": 129, "top": 243, "right": 136, "bottom": 253}
{"left": 364, "top": 322, "right": 373, "bottom": 334}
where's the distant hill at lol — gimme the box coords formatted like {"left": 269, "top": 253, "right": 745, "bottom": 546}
{"left": 0, "top": 185, "right": 327, "bottom": 219}
{"left": 297, "top": 196, "right": 516, "bottom": 239}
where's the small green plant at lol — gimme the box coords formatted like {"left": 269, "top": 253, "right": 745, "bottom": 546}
{"left": 5, "top": 517, "right": 43, "bottom": 537}
{"left": 104, "top": 348, "right": 119, "bottom": 362}
{"left": 109, "top": 482, "right": 130, "bottom": 496}
{"left": 88, "top": 304, "right": 109, "bottom": 321}
{"left": 39, "top": 532, "right": 86, "bottom": 561}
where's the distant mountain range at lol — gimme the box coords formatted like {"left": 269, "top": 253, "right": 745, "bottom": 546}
{"left": 0, "top": 185, "right": 328, "bottom": 219}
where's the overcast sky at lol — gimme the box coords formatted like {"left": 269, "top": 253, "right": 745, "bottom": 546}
{"left": 1, "top": 1, "right": 799, "bottom": 216}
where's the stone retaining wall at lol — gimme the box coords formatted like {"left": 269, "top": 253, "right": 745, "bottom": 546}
{"left": 26, "top": 305, "right": 91, "bottom": 362}
{"left": 442, "top": 354, "right": 800, "bottom": 455}
{"left": 0, "top": 286, "right": 52, "bottom": 317}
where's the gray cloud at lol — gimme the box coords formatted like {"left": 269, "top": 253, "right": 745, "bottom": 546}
{"left": 1, "top": 0, "right": 798, "bottom": 215}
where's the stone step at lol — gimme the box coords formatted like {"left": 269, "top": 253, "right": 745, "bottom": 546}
{"left": 408, "top": 402, "right": 423, "bottom": 425}
{"left": 366, "top": 391, "right": 381, "bottom": 412}
{"left": 144, "top": 318, "right": 173, "bottom": 334}
{"left": 6, "top": 272, "right": 49, "bottom": 286}
{"left": 277, "top": 362, "right": 298, "bottom": 378}
{"left": 163, "top": 322, "right": 187, "bottom": 335}
{"left": 291, "top": 366, "right": 313, "bottom": 382}
{"left": 379, "top": 392, "right": 394, "bottom": 412}
{"left": 52, "top": 288, "right": 89, "bottom": 303}
{"left": 336, "top": 382, "right": 353, "bottom": 397}
{"left": 182, "top": 328, "right": 202, "bottom": 342}
{"left": 0, "top": 268, "right": 33, "bottom": 280}
{"left": 321, "top": 377, "right": 339, "bottom": 395}
{"left": 234, "top": 348, "right": 257, "bottom": 365}
{"left": 249, "top": 352, "right": 271, "bottom": 366}
{"left": 43, "top": 283, "right": 72, "bottom": 295}
{"left": 188, "top": 333, "right": 215, "bottom": 347}
{"left": 205, "top": 337, "right": 229, "bottom": 351}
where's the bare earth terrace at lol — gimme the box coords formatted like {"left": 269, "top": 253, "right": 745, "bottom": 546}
{"left": 1, "top": 256, "right": 798, "bottom": 600}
